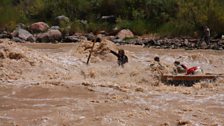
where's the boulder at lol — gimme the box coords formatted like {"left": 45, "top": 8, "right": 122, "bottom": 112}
{"left": 117, "top": 29, "right": 134, "bottom": 40}
{"left": 50, "top": 26, "right": 60, "bottom": 30}
{"left": 36, "top": 33, "right": 49, "bottom": 42}
{"left": 16, "top": 23, "right": 27, "bottom": 29}
{"left": 0, "top": 31, "right": 12, "bottom": 39}
{"left": 55, "top": 15, "right": 71, "bottom": 35}
{"left": 55, "top": 15, "right": 70, "bottom": 25}
{"left": 63, "top": 35, "right": 80, "bottom": 42}
{"left": 18, "top": 29, "right": 34, "bottom": 41}
{"left": 36, "top": 29, "right": 62, "bottom": 42}
{"left": 12, "top": 37, "right": 24, "bottom": 43}
{"left": 11, "top": 28, "right": 34, "bottom": 41}
{"left": 48, "top": 29, "right": 62, "bottom": 41}
{"left": 85, "top": 33, "right": 96, "bottom": 41}
{"left": 30, "top": 22, "right": 49, "bottom": 33}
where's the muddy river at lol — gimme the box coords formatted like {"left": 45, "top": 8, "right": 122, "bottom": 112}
{"left": 0, "top": 39, "right": 223, "bottom": 126}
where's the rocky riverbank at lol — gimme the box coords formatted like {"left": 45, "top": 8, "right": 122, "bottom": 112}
{"left": 0, "top": 16, "right": 224, "bottom": 50}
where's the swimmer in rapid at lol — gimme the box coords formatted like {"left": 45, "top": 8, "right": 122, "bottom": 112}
{"left": 110, "top": 49, "right": 128, "bottom": 67}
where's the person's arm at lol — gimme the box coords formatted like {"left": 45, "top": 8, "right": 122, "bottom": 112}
{"left": 110, "top": 50, "right": 119, "bottom": 57}
{"left": 181, "top": 64, "right": 188, "bottom": 70}
{"left": 125, "top": 55, "right": 128, "bottom": 63}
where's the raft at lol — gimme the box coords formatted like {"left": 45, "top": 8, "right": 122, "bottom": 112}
{"left": 161, "top": 74, "right": 219, "bottom": 86}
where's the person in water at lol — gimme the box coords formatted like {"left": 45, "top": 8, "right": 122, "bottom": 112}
{"left": 150, "top": 56, "right": 165, "bottom": 71}
{"left": 173, "top": 61, "right": 203, "bottom": 75}
{"left": 173, "top": 61, "right": 188, "bottom": 74}
{"left": 110, "top": 49, "right": 128, "bottom": 67}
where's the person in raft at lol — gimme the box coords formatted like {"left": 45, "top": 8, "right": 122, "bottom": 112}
{"left": 110, "top": 49, "right": 128, "bottom": 67}
{"left": 173, "top": 61, "right": 203, "bottom": 75}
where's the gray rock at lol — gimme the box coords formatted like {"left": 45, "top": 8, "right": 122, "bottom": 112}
{"left": 36, "top": 29, "right": 62, "bottom": 42}
{"left": 0, "top": 31, "right": 11, "bottom": 39}
{"left": 16, "top": 23, "right": 27, "bottom": 29}
{"left": 64, "top": 36, "right": 80, "bottom": 42}
{"left": 27, "top": 36, "right": 36, "bottom": 42}
{"left": 50, "top": 26, "right": 60, "bottom": 30}
{"left": 55, "top": 15, "right": 70, "bottom": 24}
{"left": 85, "top": 33, "right": 96, "bottom": 41}
{"left": 36, "top": 33, "right": 49, "bottom": 42}
{"left": 55, "top": 15, "right": 71, "bottom": 36}
{"left": 18, "top": 29, "right": 34, "bottom": 41}
{"left": 12, "top": 28, "right": 34, "bottom": 41}
{"left": 12, "top": 37, "right": 23, "bottom": 42}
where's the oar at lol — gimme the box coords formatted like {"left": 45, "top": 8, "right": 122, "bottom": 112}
{"left": 86, "top": 39, "right": 96, "bottom": 65}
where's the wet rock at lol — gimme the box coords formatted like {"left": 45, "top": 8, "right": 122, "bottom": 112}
{"left": 50, "top": 26, "right": 60, "bottom": 30}
{"left": 55, "top": 15, "right": 70, "bottom": 25}
{"left": 63, "top": 35, "right": 80, "bottom": 42}
{"left": 16, "top": 23, "right": 27, "bottom": 29}
{"left": 47, "top": 29, "right": 62, "bottom": 42}
{"left": 126, "top": 39, "right": 144, "bottom": 45}
{"left": 55, "top": 15, "right": 70, "bottom": 36}
{"left": 12, "top": 37, "right": 24, "bottom": 43}
{"left": 36, "top": 33, "right": 49, "bottom": 42}
{"left": 112, "top": 38, "right": 125, "bottom": 44}
{"left": 140, "top": 37, "right": 223, "bottom": 50}
{"left": 85, "top": 33, "right": 96, "bottom": 41}
{"left": 143, "top": 40, "right": 156, "bottom": 47}
{"left": 30, "top": 22, "right": 49, "bottom": 33}
{"left": 184, "top": 39, "right": 189, "bottom": 46}
{"left": 0, "top": 31, "right": 11, "bottom": 39}
{"left": 117, "top": 29, "right": 134, "bottom": 40}
{"left": 27, "top": 36, "right": 36, "bottom": 42}
{"left": 11, "top": 28, "right": 34, "bottom": 41}
{"left": 36, "top": 29, "right": 62, "bottom": 42}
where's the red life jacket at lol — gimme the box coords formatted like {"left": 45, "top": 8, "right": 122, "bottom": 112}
{"left": 186, "top": 66, "right": 198, "bottom": 75}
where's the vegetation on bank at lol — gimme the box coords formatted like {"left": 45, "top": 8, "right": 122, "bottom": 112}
{"left": 0, "top": 0, "right": 224, "bottom": 37}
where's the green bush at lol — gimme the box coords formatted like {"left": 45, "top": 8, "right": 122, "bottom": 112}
{"left": 0, "top": 0, "right": 224, "bottom": 36}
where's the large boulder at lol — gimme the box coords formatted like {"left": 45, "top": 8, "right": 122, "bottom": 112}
{"left": 36, "top": 33, "right": 48, "bottom": 42}
{"left": 30, "top": 22, "right": 49, "bottom": 33}
{"left": 47, "top": 29, "right": 62, "bottom": 41}
{"left": 36, "top": 29, "right": 62, "bottom": 42}
{"left": 11, "top": 28, "right": 35, "bottom": 42}
{"left": 117, "top": 29, "right": 134, "bottom": 40}
{"left": 55, "top": 15, "right": 71, "bottom": 35}
{"left": 55, "top": 15, "right": 70, "bottom": 25}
